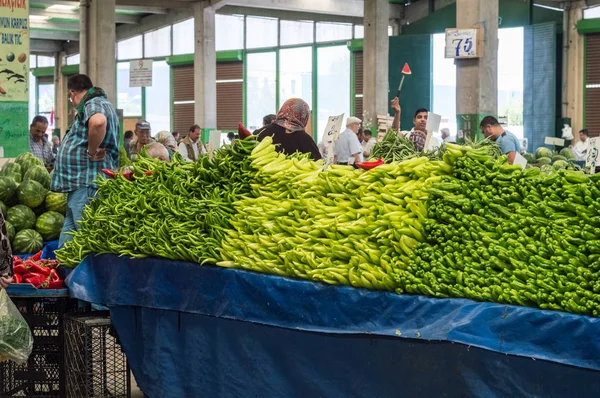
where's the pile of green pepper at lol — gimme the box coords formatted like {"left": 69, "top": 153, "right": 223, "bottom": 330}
{"left": 55, "top": 139, "right": 258, "bottom": 267}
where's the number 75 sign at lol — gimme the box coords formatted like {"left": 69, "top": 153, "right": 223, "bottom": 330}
{"left": 445, "top": 28, "right": 483, "bottom": 59}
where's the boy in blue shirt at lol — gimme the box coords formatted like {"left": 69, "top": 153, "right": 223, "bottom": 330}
{"left": 480, "top": 116, "right": 521, "bottom": 165}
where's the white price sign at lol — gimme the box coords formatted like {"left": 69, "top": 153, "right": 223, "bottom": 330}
{"left": 544, "top": 137, "right": 565, "bottom": 146}
{"left": 322, "top": 114, "right": 345, "bottom": 166}
{"left": 445, "top": 28, "right": 482, "bottom": 59}
{"left": 130, "top": 59, "right": 153, "bottom": 87}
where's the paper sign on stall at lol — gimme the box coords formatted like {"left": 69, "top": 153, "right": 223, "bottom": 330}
{"left": 423, "top": 112, "right": 441, "bottom": 151}
{"left": 544, "top": 137, "right": 565, "bottom": 146}
{"left": 322, "top": 114, "right": 345, "bottom": 167}
{"left": 585, "top": 137, "right": 600, "bottom": 174}
{"left": 206, "top": 130, "right": 221, "bottom": 160}
{"left": 513, "top": 152, "right": 528, "bottom": 170}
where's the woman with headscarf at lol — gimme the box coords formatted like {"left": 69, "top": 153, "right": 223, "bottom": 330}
{"left": 257, "top": 98, "right": 321, "bottom": 161}
{"left": 155, "top": 131, "right": 178, "bottom": 160}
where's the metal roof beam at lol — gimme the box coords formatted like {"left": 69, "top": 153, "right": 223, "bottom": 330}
{"left": 30, "top": 8, "right": 141, "bottom": 24}
{"left": 30, "top": 29, "right": 79, "bottom": 41}
{"left": 30, "top": 39, "right": 64, "bottom": 53}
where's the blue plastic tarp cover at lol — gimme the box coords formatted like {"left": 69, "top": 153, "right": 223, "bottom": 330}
{"left": 66, "top": 254, "right": 600, "bottom": 371}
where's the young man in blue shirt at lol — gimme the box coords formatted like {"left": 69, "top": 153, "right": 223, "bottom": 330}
{"left": 479, "top": 116, "right": 521, "bottom": 165}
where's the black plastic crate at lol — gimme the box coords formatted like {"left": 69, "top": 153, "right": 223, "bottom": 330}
{"left": 0, "top": 295, "right": 89, "bottom": 398}
{"left": 64, "top": 312, "right": 130, "bottom": 398}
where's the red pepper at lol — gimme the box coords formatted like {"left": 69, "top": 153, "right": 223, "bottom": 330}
{"left": 101, "top": 169, "right": 116, "bottom": 178}
{"left": 13, "top": 274, "right": 22, "bottom": 284}
{"left": 13, "top": 264, "right": 27, "bottom": 275}
{"left": 41, "top": 260, "right": 60, "bottom": 269}
{"left": 23, "top": 273, "right": 47, "bottom": 288}
{"left": 144, "top": 170, "right": 155, "bottom": 176}
{"left": 122, "top": 170, "right": 134, "bottom": 181}
{"left": 238, "top": 122, "right": 252, "bottom": 139}
{"left": 46, "top": 269, "right": 63, "bottom": 289}
{"left": 12, "top": 256, "right": 22, "bottom": 265}
{"left": 25, "top": 260, "right": 51, "bottom": 276}
{"left": 31, "top": 251, "right": 42, "bottom": 261}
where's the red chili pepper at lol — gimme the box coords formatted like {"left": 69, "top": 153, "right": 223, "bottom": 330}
{"left": 25, "top": 260, "right": 51, "bottom": 276}
{"left": 12, "top": 256, "right": 22, "bottom": 265}
{"left": 31, "top": 251, "right": 43, "bottom": 261}
{"left": 23, "top": 273, "right": 47, "bottom": 288}
{"left": 41, "top": 260, "right": 60, "bottom": 269}
{"left": 122, "top": 170, "right": 134, "bottom": 181}
{"left": 13, "top": 274, "right": 22, "bottom": 284}
{"left": 101, "top": 169, "right": 116, "bottom": 178}
{"left": 238, "top": 122, "right": 252, "bottom": 139}
{"left": 13, "top": 264, "right": 27, "bottom": 275}
{"left": 144, "top": 170, "right": 155, "bottom": 176}
{"left": 46, "top": 269, "right": 63, "bottom": 289}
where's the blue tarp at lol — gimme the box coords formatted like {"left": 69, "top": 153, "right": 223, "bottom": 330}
{"left": 66, "top": 254, "right": 600, "bottom": 397}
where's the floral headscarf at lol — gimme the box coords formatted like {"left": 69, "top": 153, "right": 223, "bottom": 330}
{"left": 274, "top": 98, "right": 310, "bottom": 133}
{"left": 155, "top": 131, "right": 177, "bottom": 151}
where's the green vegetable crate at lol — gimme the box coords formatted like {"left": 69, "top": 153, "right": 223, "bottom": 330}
{"left": 0, "top": 290, "right": 89, "bottom": 398}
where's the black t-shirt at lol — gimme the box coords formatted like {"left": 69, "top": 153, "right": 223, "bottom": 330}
{"left": 257, "top": 124, "right": 322, "bottom": 161}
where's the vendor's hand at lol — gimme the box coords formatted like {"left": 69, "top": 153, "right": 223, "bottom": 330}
{"left": 0, "top": 276, "right": 13, "bottom": 289}
{"left": 88, "top": 148, "right": 106, "bottom": 162}
{"left": 391, "top": 97, "right": 401, "bottom": 114}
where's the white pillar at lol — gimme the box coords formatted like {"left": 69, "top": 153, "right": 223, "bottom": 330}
{"left": 455, "top": 0, "right": 498, "bottom": 141}
{"left": 564, "top": 1, "right": 585, "bottom": 135}
{"left": 193, "top": 2, "right": 217, "bottom": 129}
{"left": 363, "top": 0, "right": 389, "bottom": 123}
{"left": 79, "top": 0, "right": 117, "bottom": 104}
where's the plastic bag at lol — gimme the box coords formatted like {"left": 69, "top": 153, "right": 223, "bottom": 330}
{"left": 0, "top": 290, "right": 33, "bottom": 364}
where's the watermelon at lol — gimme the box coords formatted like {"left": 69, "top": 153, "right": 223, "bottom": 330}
{"left": 35, "top": 211, "right": 65, "bottom": 241}
{"left": 535, "top": 147, "right": 553, "bottom": 160}
{"left": 0, "top": 201, "right": 6, "bottom": 217}
{"left": 45, "top": 192, "right": 67, "bottom": 215}
{"left": 4, "top": 220, "right": 15, "bottom": 243}
{"left": 559, "top": 147, "right": 577, "bottom": 160}
{"left": 0, "top": 176, "right": 18, "bottom": 206}
{"left": 17, "top": 180, "right": 48, "bottom": 208}
{"left": 552, "top": 155, "right": 567, "bottom": 162}
{"left": 553, "top": 160, "right": 568, "bottom": 170}
{"left": 7, "top": 172, "right": 22, "bottom": 184}
{"left": 1, "top": 162, "right": 21, "bottom": 176}
{"left": 537, "top": 157, "right": 552, "bottom": 165}
{"left": 7, "top": 205, "right": 36, "bottom": 232}
{"left": 31, "top": 204, "right": 46, "bottom": 217}
{"left": 20, "top": 157, "right": 45, "bottom": 177}
{"left": 23, "top": 165, "right": 51, "bottom": 190}
{"left": 14, "top": 152, "right": 35, "bottom": 165}
{"left": 523, "top": 153, "right": 536, "bottom": 164}
{"left": 12, "top": 229, "right": 44, "bottom": 254}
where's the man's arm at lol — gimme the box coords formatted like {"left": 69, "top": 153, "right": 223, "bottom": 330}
{"left": 353, "top": 153, "right": 361, "bottom": 164}
{"left": 507, "top": 151, "right": 517, "bottom": 165}
{"left": 391, "top": 97, "right": 401, "bottom": 131}
{"left": 87, "top": 113, "right": 107, "bottom": 154}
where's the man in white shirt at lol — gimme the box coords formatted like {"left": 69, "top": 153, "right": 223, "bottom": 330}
{"left": 334, "top": 116, "right": 363, "bottom": 165}
{"left": 571, "top": 129, "right": 590, "bottom": 161}
{"left": 178, "top": 124, "right": 207, "bottom": 162}
{"left": 362, "top": 130, "right": 376, "bottom": 159}
{"left": 441, "top": 128, "right": 455, "bottom": 143}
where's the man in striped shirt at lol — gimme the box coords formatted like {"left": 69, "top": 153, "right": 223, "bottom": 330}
{"left": 29, "top": 115, "right": 54, "bottom": 168}
{"left": 51, "top": 74, "right": 120, "bottom": 248}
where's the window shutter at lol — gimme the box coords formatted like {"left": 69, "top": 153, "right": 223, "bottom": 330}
{"left": 354, "top": 51, "right": 363, "bottom": 120}
{"left": 172, "top": 65, "right": 195, "bottom": 135}
{"left": 586, "top": 33, "right": 600, "bottom": 136}
{"left": 216, "top": 61, "right": 243, "bottom": 130}
{"left": 523, "top": 22, "right": 557, "bottom": 151}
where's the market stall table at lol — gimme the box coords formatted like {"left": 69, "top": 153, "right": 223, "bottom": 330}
{"left": 66, "top": 254, "right": 600, "bottom": 398}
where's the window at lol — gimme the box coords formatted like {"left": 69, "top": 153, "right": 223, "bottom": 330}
{"left": 37, "top": 56, "right": 55, "bottom": 67}
{"left": 317, "top": 46, "right": 350, "bottom": 142}
{"left": 279, "top": 47, "right": 312, "bottom": 109}
{"left": 29, "top": 56, "right": 36, "bottom": 69}
{"left": 38, "top": 84, "right": 55, "bottom": 130}
{"left": 216, "top": 14, "right": 244, "bottom": 51}
{"left": 144, "top": 26, "right": 172, "bottom": 58}
{"left": 354, "top": 25, "right": 364, "bottom": 39}
{"left": 117, "top": 62, "right": 142, "bottom": 116}
{"left": 432, "top": 33, "right": 457, "bottom": 139}
{"left": 118, "top": 35, "right": 143, "bottom": 60}
{"left": 246, "top": 52, "right": 277, "bottom": 130}
{"left": 280, "top": 20, "right": 313, "bottom": 46}
{"left": 67, "top": 54, "right": 80, "bottom": 65}
{"left": 145, "top": 61, "right": 171, "bottom": 133}
{"left": 246, "top": 16, "right": 278, "bottom": 49}
{"left": 584, "top": 5, "right": 599, "bottom": 19}
{"left": 173, "top": 18, "right": 194, "bottom": 55}
{"left": 316, "top": 22, "right": 352, "bottom": 42}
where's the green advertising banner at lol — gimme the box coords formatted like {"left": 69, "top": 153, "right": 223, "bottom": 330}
{"left": 456, "top": 114, "right": 486, "bottom": 144}
{"left": 0, "top": 0, "right": 29, "bottom": 158}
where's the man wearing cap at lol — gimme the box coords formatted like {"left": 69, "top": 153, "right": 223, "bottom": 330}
{"left": 51, "top": 74, "right": 119, "bottom": 248}
{"left": 178, "top": 124, "right": 206, "bottom": 162}
{"left": 129, "top": 120, "right": 154, "bottom": 161}
{"left": 333, "top": 116, "right": 364, "bottom": 165}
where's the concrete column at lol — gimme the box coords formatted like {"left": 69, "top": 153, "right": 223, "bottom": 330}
{"left": 455, "top": 0, "right": 498, "bottom": 141}
{"left": 193, "top": 2, "right": 217, "bottom": 129}
{"left": 79, "top": 0, "right": 117, "bottom": 104}
{"left": 54, "top": 52, "right": 68, "bottom": 137}
{"left": 564, "top": 1, "right": 585, "bottom": 135}
{"left": 363, "top": 0, "right": 389, "bottom": 123}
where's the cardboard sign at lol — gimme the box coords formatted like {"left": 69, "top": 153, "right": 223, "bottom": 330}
{"left": 544, "top": 137, "right": 565, "bottom": 146}
{"left": 322, "top": 114, "right": 345, "bottom": 166}
{"left": 585, "top": 137, "right": 600, "bottom": 173}
{"left": 130, "top": 59, "right": 153, "bottom": 87}
{"left": 425, "top": 112, "right": 441, "bottom": 134}
{"left": 445, "top": 28, "right": 483, "bottom": 59}
{"left": 513, "top": 152, "right": 528, "bottom": 170}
